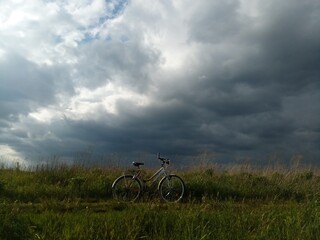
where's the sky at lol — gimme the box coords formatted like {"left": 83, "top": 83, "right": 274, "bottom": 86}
{"left": 0, "top": 0, "right": 319, "bottom": 166}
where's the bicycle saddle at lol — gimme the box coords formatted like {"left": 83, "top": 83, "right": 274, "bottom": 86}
{"left": 132, "top": 162, "right": 144, "bottom": 167}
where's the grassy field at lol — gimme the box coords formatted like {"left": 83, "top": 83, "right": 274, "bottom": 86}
{"left": 1, "top": 163, "right": 320, "bottom": 239}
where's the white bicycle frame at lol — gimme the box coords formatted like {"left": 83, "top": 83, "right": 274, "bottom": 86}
{"left": 131, "top": 162, "right": 169, "bottom": 190}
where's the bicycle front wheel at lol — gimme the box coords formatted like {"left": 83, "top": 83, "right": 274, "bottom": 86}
{"left": 159, "top": 174, "right": 185, "bottom": 202}
{"left": 112, "top": 175, "right": 142, "bottom": 202}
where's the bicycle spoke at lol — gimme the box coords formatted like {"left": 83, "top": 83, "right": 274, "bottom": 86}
{"left": 112, "top": 176, "right": 141, "bottom": 202}
{"left": 159, "top": 175, "right": 185, "bottom": 202}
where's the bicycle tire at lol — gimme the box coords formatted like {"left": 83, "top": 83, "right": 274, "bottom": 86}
{"left": 159, "top": 174, "right": 185, "bottom": 202}
{"left": 112, "top": 175, "right": 142, "bottom": 202}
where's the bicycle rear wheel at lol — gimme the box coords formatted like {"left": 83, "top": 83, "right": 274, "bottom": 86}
{"left": 112, "top": 175, "right": 141, "bottom": 202}
{"left": 159, "top": 174, "right": 185, "bottom": 202}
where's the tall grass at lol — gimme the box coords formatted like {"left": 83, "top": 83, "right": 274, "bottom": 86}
{"left": 1, "top": 163, "right": 320, "bottom": 202}
{"left": 1, "top": 163, "right": 320, "bottom": 239}
{"left": 1, "top": 200, "right": 320, "bottom": 239}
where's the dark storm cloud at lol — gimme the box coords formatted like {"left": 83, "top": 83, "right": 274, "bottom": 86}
{"left": 186, "top": 0, "right": 320, "bottom": 93}
{"left": 0, "top": 51, "right": 73, "bottom": 161}
{"left": 0, "top": 53, "right": 73, "bottom": 119}
{"left": 1, "top": 0, "right": 319, "bottom": 165}
{"left": 56, "top": 105, "right": 199, "bottom": 157}
{"left": 137, "top": 0, "right": 320, "bottom": 162}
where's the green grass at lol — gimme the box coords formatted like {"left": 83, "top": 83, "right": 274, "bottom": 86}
{"left": 1, "top": 165, "right": 320, "bottom": 239}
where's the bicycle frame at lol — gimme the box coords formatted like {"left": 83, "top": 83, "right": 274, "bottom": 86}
{"left": 144, "top": 166, "right": 167, "bottom": 183}
{"left": 131, "top": 163, "right": 169, "bottom": 189}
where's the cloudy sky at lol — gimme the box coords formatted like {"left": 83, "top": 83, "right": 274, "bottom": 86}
{"left": 0, "top": 0, "right": 319, "bottom": 166}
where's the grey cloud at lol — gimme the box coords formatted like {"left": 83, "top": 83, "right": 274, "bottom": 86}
{"left": 186, "top": 0, "right": 320, "bottom": 92}
{"left": 146, "top": 0, "right": 320, "bottom": 161}
{"left": 188, "top": 0, "right": 242, "bottom": 44}
{"left": 0, "top": 53, "right": 73, "bottom": 116}
{"left": 0, "top": 54, "right": 54, "bottom": 119}
{"left": 74, "top": 37, "right": 161, "bottom": 91}
{"left": 1, "top": 0, "right": 320, "bottom": 165}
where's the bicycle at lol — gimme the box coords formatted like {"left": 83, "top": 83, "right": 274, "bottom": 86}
{"left": 112, "top": 153, "right": 185, "bottom": 202}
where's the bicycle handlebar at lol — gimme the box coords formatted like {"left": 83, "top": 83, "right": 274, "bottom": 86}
{"left": 157, "top": 153, "right": 170, "bottom": 164}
